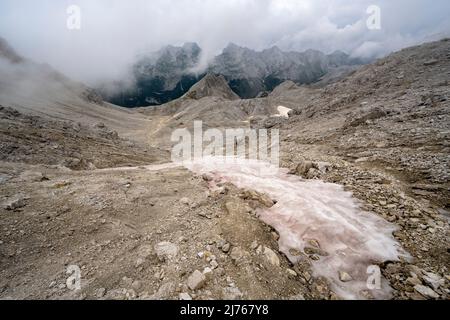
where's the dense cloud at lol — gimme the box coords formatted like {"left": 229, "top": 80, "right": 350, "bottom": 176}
{"left": 0, "top": 0, "right": 449, "bottom": 85}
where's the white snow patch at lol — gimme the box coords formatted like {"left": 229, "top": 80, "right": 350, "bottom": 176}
{"left": 183, "top": 156, "right": 409, "bottom": 300}
{"left": 275, "top": 105, "right": 292, "bottom": 118}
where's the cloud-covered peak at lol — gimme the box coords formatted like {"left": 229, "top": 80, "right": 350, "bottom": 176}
{"left": 0, "top": 0, "right": 448, "bottom": 85}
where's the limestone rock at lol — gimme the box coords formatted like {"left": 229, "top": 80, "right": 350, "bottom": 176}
{"left": 263, "top": 247, "right": 280, "bottom": 267}
{"left": 187, "top": 270, "right": 206, "bottom": 291}
{"left": 414, "top": 284, "right": 439, "bottom": 299}
{"left": 338, "top": 271, "right": 353, "bottom": 282}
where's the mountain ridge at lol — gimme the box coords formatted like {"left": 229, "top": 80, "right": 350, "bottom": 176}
{"left": 102, "top": 42, "right": 364, "bottom": 107}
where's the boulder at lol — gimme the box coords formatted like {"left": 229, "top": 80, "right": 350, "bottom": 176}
{"left": 3, "top": 196, "right": 27, "bottom": 211}
{"left": 263, "top": 247, "right": 280, "bottom": 267}
{"left": 187, "top": 270, "right": 206, "bottom": 291}
{"left": 414, "top": 284, "right": 439, "bottom": 299}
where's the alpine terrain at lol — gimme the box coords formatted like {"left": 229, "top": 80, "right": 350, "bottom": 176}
{"left": 0, "top": 36, "right": 449, "bottom": 301}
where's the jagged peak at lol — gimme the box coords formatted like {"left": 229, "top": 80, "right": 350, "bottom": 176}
{"left": 183, "top": 73, "right": 239, "bottom": 101}
{"left": 223, "top": 42, "right": 251, "bottom": 54}
{"left": 182, "top": 42, "right": 201, "bottom": 51}
{"left": 263, "top": 45, "right": 283, "bottom": 54}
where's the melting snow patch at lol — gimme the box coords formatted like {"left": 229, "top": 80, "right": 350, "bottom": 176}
{"left": 184, "top": 156, "right": 410, "bottom": 300}
{"left": 275, "top": 106, "right": 292, "bottom": 118}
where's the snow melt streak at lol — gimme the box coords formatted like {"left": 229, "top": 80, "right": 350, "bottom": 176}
{"left": 184, "top": 156, "right": 409, "bottom": 300}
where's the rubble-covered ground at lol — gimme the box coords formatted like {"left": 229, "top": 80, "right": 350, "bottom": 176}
{"left": 0, "top": 39, "right": 449, "bottom": 300}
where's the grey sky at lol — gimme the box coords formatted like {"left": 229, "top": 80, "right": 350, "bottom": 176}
{"left": 1, "top": 0, "right": 449, "bottom": 85}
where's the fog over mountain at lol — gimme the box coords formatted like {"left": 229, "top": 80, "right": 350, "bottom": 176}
{"left": 0, "top": 0, "right": 449, "bottom": 86}
{"left": 102, "top": 43, "right": 363, "bottom": 107}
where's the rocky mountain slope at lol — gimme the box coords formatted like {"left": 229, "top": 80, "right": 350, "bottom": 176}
{"left": 140, "top": 73, "right": 280, "bottom": 148}
{"left": 262, "top": 39, "right": 450, "bottom": 299}
{"left": 0, "top": 37, "right": 156, "bottom": 144}
{"left": 210, "top": 43, "right": 362, "bottom": 98}
{"left": 102, "top": 43, "right": 363, "bottom": 107}
{"left": 0, "top": 38, "right": 448, "bottom": 300}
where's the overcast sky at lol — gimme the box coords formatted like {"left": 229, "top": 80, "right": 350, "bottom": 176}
{"left": 1, "top": 0, "right": 449, "bottom": 85}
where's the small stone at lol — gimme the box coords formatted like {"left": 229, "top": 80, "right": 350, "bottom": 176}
{"left": 135, "top": 258, "right": 145, "bottom": 268}
{"left": 3, "top": 196, "right": 27, "bottom": 211}
{"left": 423, "top": 59, "right": 438, "bottom": 66}
{"left": 202, "top": 174, "right": 213, "bottom": 182}
{"left": 180, "top": 197, "right": 191, "bottom": 205}
{"left": 221, "top": 243, "right": 230, "bottom": 253}
{"left": 414, "top": 285, "right": 439, "bottom": 299}
{"left": 256, "top": 245, "right": 263, "bottom": 255}
{"left": 286, "top": 269, "right": 297, "bottom": 277}
{"left": 339, "top": 271, "right": 353, "bottom": 282}
{"left": 187, "top": 270, "right": 206, "bottom": 291}
{"left": 303, "top": 272, "right": 312, "bottom": 282}
{"left": 210, "top": 260, "right": 219, "bottom": 269}
{"left": 230, "top": 247, "right": 249, "bottom": 265}
{"left": 271, "top": 232, "right": 280, "bottom": 241}
{"left": 179, "top": 292, "right": 192, "bottom": 300}
{"left": 263, "top": 247, "right": 280, "bottom": 267}
{"left": 422, "top": 272, "right": 445, "bottom": 290}
{"left": 304, "top": 246, "right": 328, "bottom": 256}
{"left": 316, "top": 162, "right": 332, "bottom": 174}
{"left": 216, "top": 267, "right": 225, "bottom": 276}
{"left": 307, "top": 239, "right": 320, "bottom": 248}
{"left": 151, "top": 282, "right": 175, "bottom": 300}
{"left": 289, "top": 248, "right": 302, "bottom": 256}
{"left": 406, "top": 277, "right": 422, "bottom": 286}
{"left": 122, "top": 277, "right": 133, "bottom": 287}
{"left": 96, "top": 288, "right": 106, "bottom": 298}
{"left": 131, "top": 280, "right": 142, "bottom": 291}
{"left": 293, "top": 161, "right": 314, "bottom": 178}
{"left": 19, "top": 171, "right": 47, "bottom": 182}
{"left": 309, "top": 254, "right": 320, "bottom": 261}
{"left": 137, "top": 244, "right": 153, "bottom": 260}
{"left": 203, "top": 267, "right": 213, "bottom": 279}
